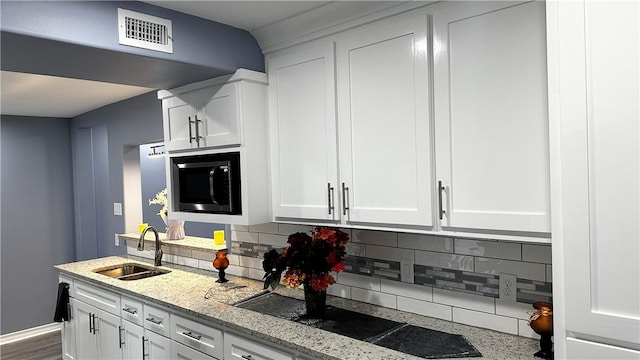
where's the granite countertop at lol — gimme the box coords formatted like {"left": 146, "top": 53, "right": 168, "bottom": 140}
{"left": 56, "top": 256, "right": 539, "bottom": 360}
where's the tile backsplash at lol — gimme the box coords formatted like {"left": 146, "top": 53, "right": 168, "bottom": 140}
{"left": 128, "top": 223, "right": 552, "bottom": 339}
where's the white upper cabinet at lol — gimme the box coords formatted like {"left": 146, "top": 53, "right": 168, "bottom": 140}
{"left": 433, "top": 1, "right": 551, "bottom": 233}
{"left": 336, "top": 13, "right": 433, "bottom": 226}
{"left": 549, "top": 0, "right": 640, "bottom": 356}
{"left": 268, "top": 12, "right": 433, "bottom": 227}
{"left": 161, "top": 81, "right": 242, "bottom": 152}
{"left": 268, "top": 41, "right": 339, "bottom": 221}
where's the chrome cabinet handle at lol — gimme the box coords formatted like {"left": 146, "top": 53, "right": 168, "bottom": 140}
{"left": 438, "top": 181, "right": 446, "bottom": 220}
{"left": 342, "top": 183, "right": 349, "bottom": 215}
{"left": 195, "top": 115, "right": 204, "bottom": 146}
{"left": 122, "top": 307, "right": 137, "bottom": 315}
{"left": 182, "top": 331, "right": 202, "bottom": 341}
{"left": 88, "top": 313, "right": 93, "bottom": 334}
{"left": 142, "top": 336, "right": 149, "bottom": 359}
{"left": 145, "top": 316, "right": 162, "bottom": 325}
{"left": 327, "top": 183, "right": 334, "bottom": 215}
{"left": 188, "top": 116, "right": 195, "bottom": 144}
{"left": 68, "top": 304, "right": 73, "bottom": 320}
{"left": 118, "top": 326, "right": 124, "bottom": 348}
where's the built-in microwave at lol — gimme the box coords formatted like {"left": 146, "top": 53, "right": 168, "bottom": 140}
{"left": 170, "top": 152, "right": 241, "bottom": 215}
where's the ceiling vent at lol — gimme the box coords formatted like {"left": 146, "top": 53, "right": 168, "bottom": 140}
{"left": 118, "top": 8, "right": 173, "bottom": 53}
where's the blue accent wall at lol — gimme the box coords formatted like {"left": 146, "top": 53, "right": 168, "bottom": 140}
{"left": 1, "top": 1, "right": 265, "bottom": 89}
{"left": 0, "top": 116, "right": 75, "bottom": 334}
{"left": 139, "top": 143, "right": 224, "bottom": 238}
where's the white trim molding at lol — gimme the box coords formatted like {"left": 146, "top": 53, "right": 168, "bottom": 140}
{"left": 0, "top": 323, "right": 61, "bottom": 346}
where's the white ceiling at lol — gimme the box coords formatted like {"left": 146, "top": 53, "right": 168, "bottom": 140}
{"left": 0, "top": 1, "right": 332, "bottom": 118}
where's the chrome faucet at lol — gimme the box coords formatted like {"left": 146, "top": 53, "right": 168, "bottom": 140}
{"left": 138, "top": 226, "right": 163, "bottom": 266}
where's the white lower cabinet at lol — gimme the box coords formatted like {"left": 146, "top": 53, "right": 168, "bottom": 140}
{"left": 224, "top": 332, "right": 294, "bottom": 360}
{"left": 72, "top": 298, "right": 122, "bottom": 360}
{"left": 121, "top": 319, "right": 144, "bottom": 360}
{"left": 59, "top": 276, "right": 76, "bottom": 360}
{"left": 171, "top": 313, "right": 223, "bottom": 359}
{"left": 145, "top": 328, "right": 172, "bottom": 360}
{"left": 172, "top": 340, "right": 218, "bottom": 360}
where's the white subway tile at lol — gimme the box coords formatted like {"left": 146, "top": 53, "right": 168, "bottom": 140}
{"left": 518, "top": 319, "right": 538, "bottom": 339}
{"left": 248, "top": 268, "right": 265, "bottom": 281}
{"left": 192, "top": 250, "right": 213, "bottom": 261}
{"left": 453, "top": 308, "right": 518, "bottom": 335}
{"left": 433, "top": 288, "right": 495, "bottom": 313}
{"left": 351, "top": 230, "right": 398, "bottom": 247}
{"left": 198, "top": 259, "right": 215, "bottom": 271}
{"left": 455, "top": 239, "right": 521, "bottom": 261}
{"left": 258, "top": 233, "right": 288, "bottom": 247}
{"left": 337, "top": 272, "right": 380, "bottom": 291}
{"left": 546, "top": 265, "right": 552, "bottom": 282}
{"left": 236, "top": 255, "right": 263, "bottom": 269}
{"left": 175, "top": 256, "right": 199, "bottom": 268}
{"left": 380, "top": 279, "right": 432, "bottom": 302}
{"left": 248, "top": 223, "right": 279, "bottom": 234}
{"left": 397, "top": 297, "right": 452, "bottom": 321}
{"left": 173, "top": 246, "right": 193, "bottom": 257}
{"left": 230, "top": 224, "right": 249, "bottom": 231}
{"left": 475, "top": 257, "right": 546, "bottom": 282}
{"left": 327, "top": 283, "right": 351, "bottom": 299}
{"left": 415, "top": 250, "right": 474, "bottom": 271}
{"left": 232, "top": 230, "right": 259, "bottom": 243}
{"left": 278, "top": 223, "right": 313, "bottom": 235}
{"left": 366, "top": 245, "right": 414, "bottom": 262}
{"left": 163, "top": 254, "right": 176, "bottom": 264}
{"left": 225, "top": 265, "right": 252, "bottom": 278}
{"left": 523, "top": 244, "right": 552, "bottom": 264}
{"left": 351, "top": 288, "right": 397, "bottom": 309}
{"left": 398, "top": 233, "right": 454, "bottom": 253}
{"left": 495, "top": 299, "right": 532, "bottom": 320}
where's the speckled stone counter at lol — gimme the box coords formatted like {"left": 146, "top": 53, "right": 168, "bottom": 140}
{"left": 55, "top": 256, "right": 539, "bottom": 360}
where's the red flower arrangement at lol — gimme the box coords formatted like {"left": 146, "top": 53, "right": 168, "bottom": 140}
{"left": 262, "top": 227, "right": 349, "bottom": 292}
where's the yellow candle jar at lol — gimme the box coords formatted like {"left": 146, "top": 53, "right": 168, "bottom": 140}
{"left": 213, "top": 230, "right": 226, "bottom": 250}
{"left": 138, "top": 223, "right": 148, "bottom": 234}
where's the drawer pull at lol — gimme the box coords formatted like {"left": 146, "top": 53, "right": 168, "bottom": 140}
{"left": 182, "top": 331, "right": 202, "bottom": 341}
{"left": 241, "top": 355, "right": 254, "bottom": 360}
{"left": 145, "top": 316, "right": 162, "bottom": 325}
{"left": 122, "top": 307, "right": 137, "bottom": 315}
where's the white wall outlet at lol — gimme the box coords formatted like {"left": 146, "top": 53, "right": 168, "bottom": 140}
{"left": 113, "top": 202, "right": 123, "bottom": 216}
{"left": 499, "top": 273, "right": 518, "bottom": 303}
{"left": 115, "top": 234, "right": 120, "bottom": 247}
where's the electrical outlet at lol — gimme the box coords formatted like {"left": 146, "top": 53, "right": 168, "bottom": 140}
{"left": 114, "top": 234, "right": 120, "bottom": 247}
{"left": 499, "top": 273, "right": 518, "bottom": 303}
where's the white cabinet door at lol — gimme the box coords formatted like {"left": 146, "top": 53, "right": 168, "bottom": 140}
{"left": 96, "top": 310, "right": 123, "bottom": 360}
{"left": 61, "top": 315, "right": 76, "bottom": 360}
{"left": 336, "top": 12, "right": 433, "bottom": 226}
{"left": 433, "top": 1, "right": 550, "bottom": 233}
{"left": 224, "top": 332, "right": 294, "bottom": 360}
{"left": 172, "top": 340, "right": 217, "bottom": 360}
{"left": 163, "top": 94, "right": 197, "bottom": 151}
{"left": 146, "top": 330, "right": 172, "bottom": 360}
{"left": 197, "top": 83, "right": 241, "bottom": 148}
{"left": 122, "top": 320, "right": 144, "bottom": 360}
{"left": 73, "top": 299, "right": 99, "bottom": 360}
{"left": 550, "top": 0, "right": 640, "bottom": 352}
{"left": 268, "top": 41, "right": 339, "bottom": 221}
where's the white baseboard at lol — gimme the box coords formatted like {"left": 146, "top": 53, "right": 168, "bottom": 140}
{"left": 0, "top": 323, "right": 61, "bottom": 346}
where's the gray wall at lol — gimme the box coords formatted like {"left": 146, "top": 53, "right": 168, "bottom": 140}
{"left": 139, "top": 143, "right": 224, "bottom": 238}
{"left": 0, "top": 116, "right": 75, "bottom": 334}
{"left": 1, "top": 1, "right": 265, "bottom": 89}
{"left": 72, "top": 91, "right": 164, "bottom": 258}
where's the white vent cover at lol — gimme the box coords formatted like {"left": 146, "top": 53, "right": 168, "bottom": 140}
{"left": 118, "top": 8, "right": 173, "bottom": 53}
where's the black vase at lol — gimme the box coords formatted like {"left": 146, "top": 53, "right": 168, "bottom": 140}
{"left": 304, "top": 284, "right": 326, "bottom": 318}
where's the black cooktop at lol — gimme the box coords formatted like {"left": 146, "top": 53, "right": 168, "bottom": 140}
{"left": 234, "top": 293, "right": 481, "bottom": 359}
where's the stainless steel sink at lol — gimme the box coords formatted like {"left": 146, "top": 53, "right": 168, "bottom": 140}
{"left": 93, "top": 263, "right": 170, "bottom": 281}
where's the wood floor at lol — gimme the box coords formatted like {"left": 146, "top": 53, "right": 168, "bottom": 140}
{"left": 0, "top": 330, "right": 62, "bottom": 360}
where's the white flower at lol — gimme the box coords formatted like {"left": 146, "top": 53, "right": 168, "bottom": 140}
{"left": 149, "top": 188, "right": 168, "bottom": 215}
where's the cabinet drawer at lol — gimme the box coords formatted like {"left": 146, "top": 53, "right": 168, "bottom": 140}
{"left": 121, "top": 296, "right": 144, "bottom": 326}
{"left": 224, "top": 332, "right": 294, "bottom": 360}
{"left": 73, "top": 280, "right": 120, "bottom": 316}
{"left": 172, "top": 340, "right": 218, "bottom": 360}
{"left": 143, "top": 303, "right": 171, "bottom": 337}
{"left": 171, "top": 314, "right": 223, "bottom": 359}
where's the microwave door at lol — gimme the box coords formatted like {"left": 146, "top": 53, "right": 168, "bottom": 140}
{"left": 209, "top": 166, "right": 233, "bottom": 212}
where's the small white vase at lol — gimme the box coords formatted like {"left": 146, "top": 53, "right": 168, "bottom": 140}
{"left": 160, "top": 213, "right": 185, "bottom": 240}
